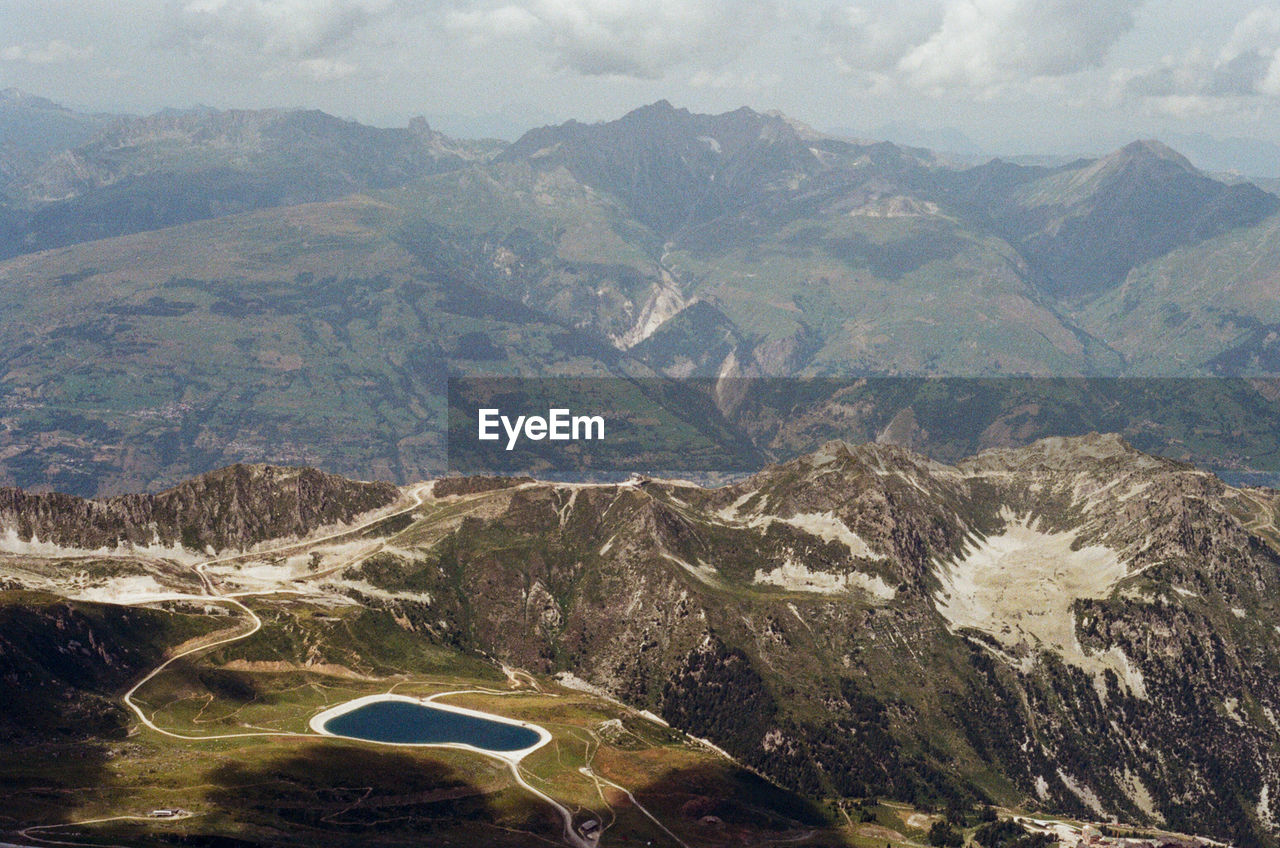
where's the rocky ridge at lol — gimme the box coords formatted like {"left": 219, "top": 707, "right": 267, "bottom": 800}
{"left": 0, "top": 464, "right": 400, "bottom": 553}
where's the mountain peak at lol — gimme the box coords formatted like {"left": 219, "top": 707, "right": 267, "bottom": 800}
{"left": 1112, "top": 138, "right": 1197, "bottom": 172}
{"left": 960, "top": 433, "right": 1162, "bottom": 477}
{"left": 501, "top": 101, "right": 818, "bottom": 235}
{"left": 0, "top": 88, "right": 65, "bottom": 111}
{"left": 617, "top": 99, "right": 687, "bottom": 123}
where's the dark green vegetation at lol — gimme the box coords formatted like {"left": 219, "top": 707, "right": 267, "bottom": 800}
{"left": 973, "top": 819, "right": 1054, "bottom": 848}
{"left": 0, "top": 592, "right": 223, "bottom": 745}
{"left": 6, "top": 96, "right": 1280, "bottom": 493}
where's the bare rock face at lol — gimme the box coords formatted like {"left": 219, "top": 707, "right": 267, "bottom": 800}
{"left": 0, "top": 464, "right": 399, "bottom": 552}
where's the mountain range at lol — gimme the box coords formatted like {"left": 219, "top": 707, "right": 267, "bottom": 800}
{"left": 5, "top": 93, "right": 1280, "bottom": 495}
{"left": 2, "top": 435, "right": 1278, "bottom": 845}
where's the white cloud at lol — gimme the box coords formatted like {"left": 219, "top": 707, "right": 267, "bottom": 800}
{"left": 1, "top": 39, "right": 95, "bottom": 64}
{"left": 164, "top": 0, "right": 399, "bottom": 58}
{"left": 446, "top": 4, "right": 540, "bottom": 39}
{"left": 1114, "top": 5, "right": 1280, "bottom": 114}
{"left": 292, "top": 57, "right": 360, "bottom": 81}
{"left": 447, "top": 0, "right": 775, "bottom": 79}
{"left": 824, "top": 0, "right": 1142, "bottom": 93}
{"left": 159, "top": 0, "right": 409, "bottom": 81}
{"left": 822, "top": 2, "right": 944, "bottom": 74}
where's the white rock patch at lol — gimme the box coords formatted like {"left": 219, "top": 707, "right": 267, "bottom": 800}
{"left": 62, "top": 574, "right": 199, "bottom": 605}
{"left": 1057, "top": 769, "right": 1106, "bottom": 817}
{"left": 749, "top": 511, "right": 883, "bottom": 560}
{"left": 753, "top": 559, "right": 895, "bottom": 600}
{"left": 661, "top": 552, "right": 719, "bottom": 586}
{"left": 933, "top": 509, "right": 1145, "bottom": 697}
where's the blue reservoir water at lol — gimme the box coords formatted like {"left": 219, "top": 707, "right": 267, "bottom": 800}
{"left": 322, "top": 700, "right": 541, "bottom": 752}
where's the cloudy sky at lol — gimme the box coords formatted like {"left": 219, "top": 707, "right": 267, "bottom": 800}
{"left": 5, "top": 0, "right": 1280, "bottom": 163}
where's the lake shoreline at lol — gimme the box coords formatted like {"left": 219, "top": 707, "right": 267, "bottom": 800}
{"left": 308, "top": 691, "right": 552, "bottom": 763}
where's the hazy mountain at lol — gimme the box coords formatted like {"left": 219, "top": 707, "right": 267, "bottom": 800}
{"left": 6, "top": 99, "right": 1280, "bottom": 492}
{"left": 828, "top": 121, "right": 987, "bottom": 158}
{"left": 0, "top": 105, "right": 495, "bottom": 258}
{"left": 0, "top": 88, "right": 115, "bottom": 164}
{"left": 0, "top": 196, "right": 657, "bottom": 495}
{"left": 948, "top": 140, "right": 1280, "bottom": 299}
{"left": 1164, "top": 131, "right": 1280, "bottom": 180}
{"left": 501, "top": 99, "right": 831, "bottom": 236}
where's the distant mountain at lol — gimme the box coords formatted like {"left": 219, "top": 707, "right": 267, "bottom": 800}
{"left": 828, "top": 121, "right": 987, "bottom": 157}
{"left": 1164, "top": 131, "right": 1280, "bottom": 180}
{"left": 0, "top": 88, "right": 115, "bottom": 162}
{"left": 500, "top": 100, "right": 830, "bottom": 236}
{"left": 6, "top": 100, "right": 1280, "bottom": 491}
{"left": 0, "top": 194, "right": 659, "bottom": 495}
{"left": 0, "top": 104, "right": 496, "bottom": 259}
{"left": 949, "top": 140, "right": 1280, "bottom": 299}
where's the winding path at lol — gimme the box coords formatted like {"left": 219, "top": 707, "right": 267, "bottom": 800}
{"left": 122, "top": 484, "right": 438, "bottom": 739}
{"left": 113, "top": 482, "right": 624, "bottom": 847}
{"left": 579, "top": 766, "right": 688, "bottom": 848}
